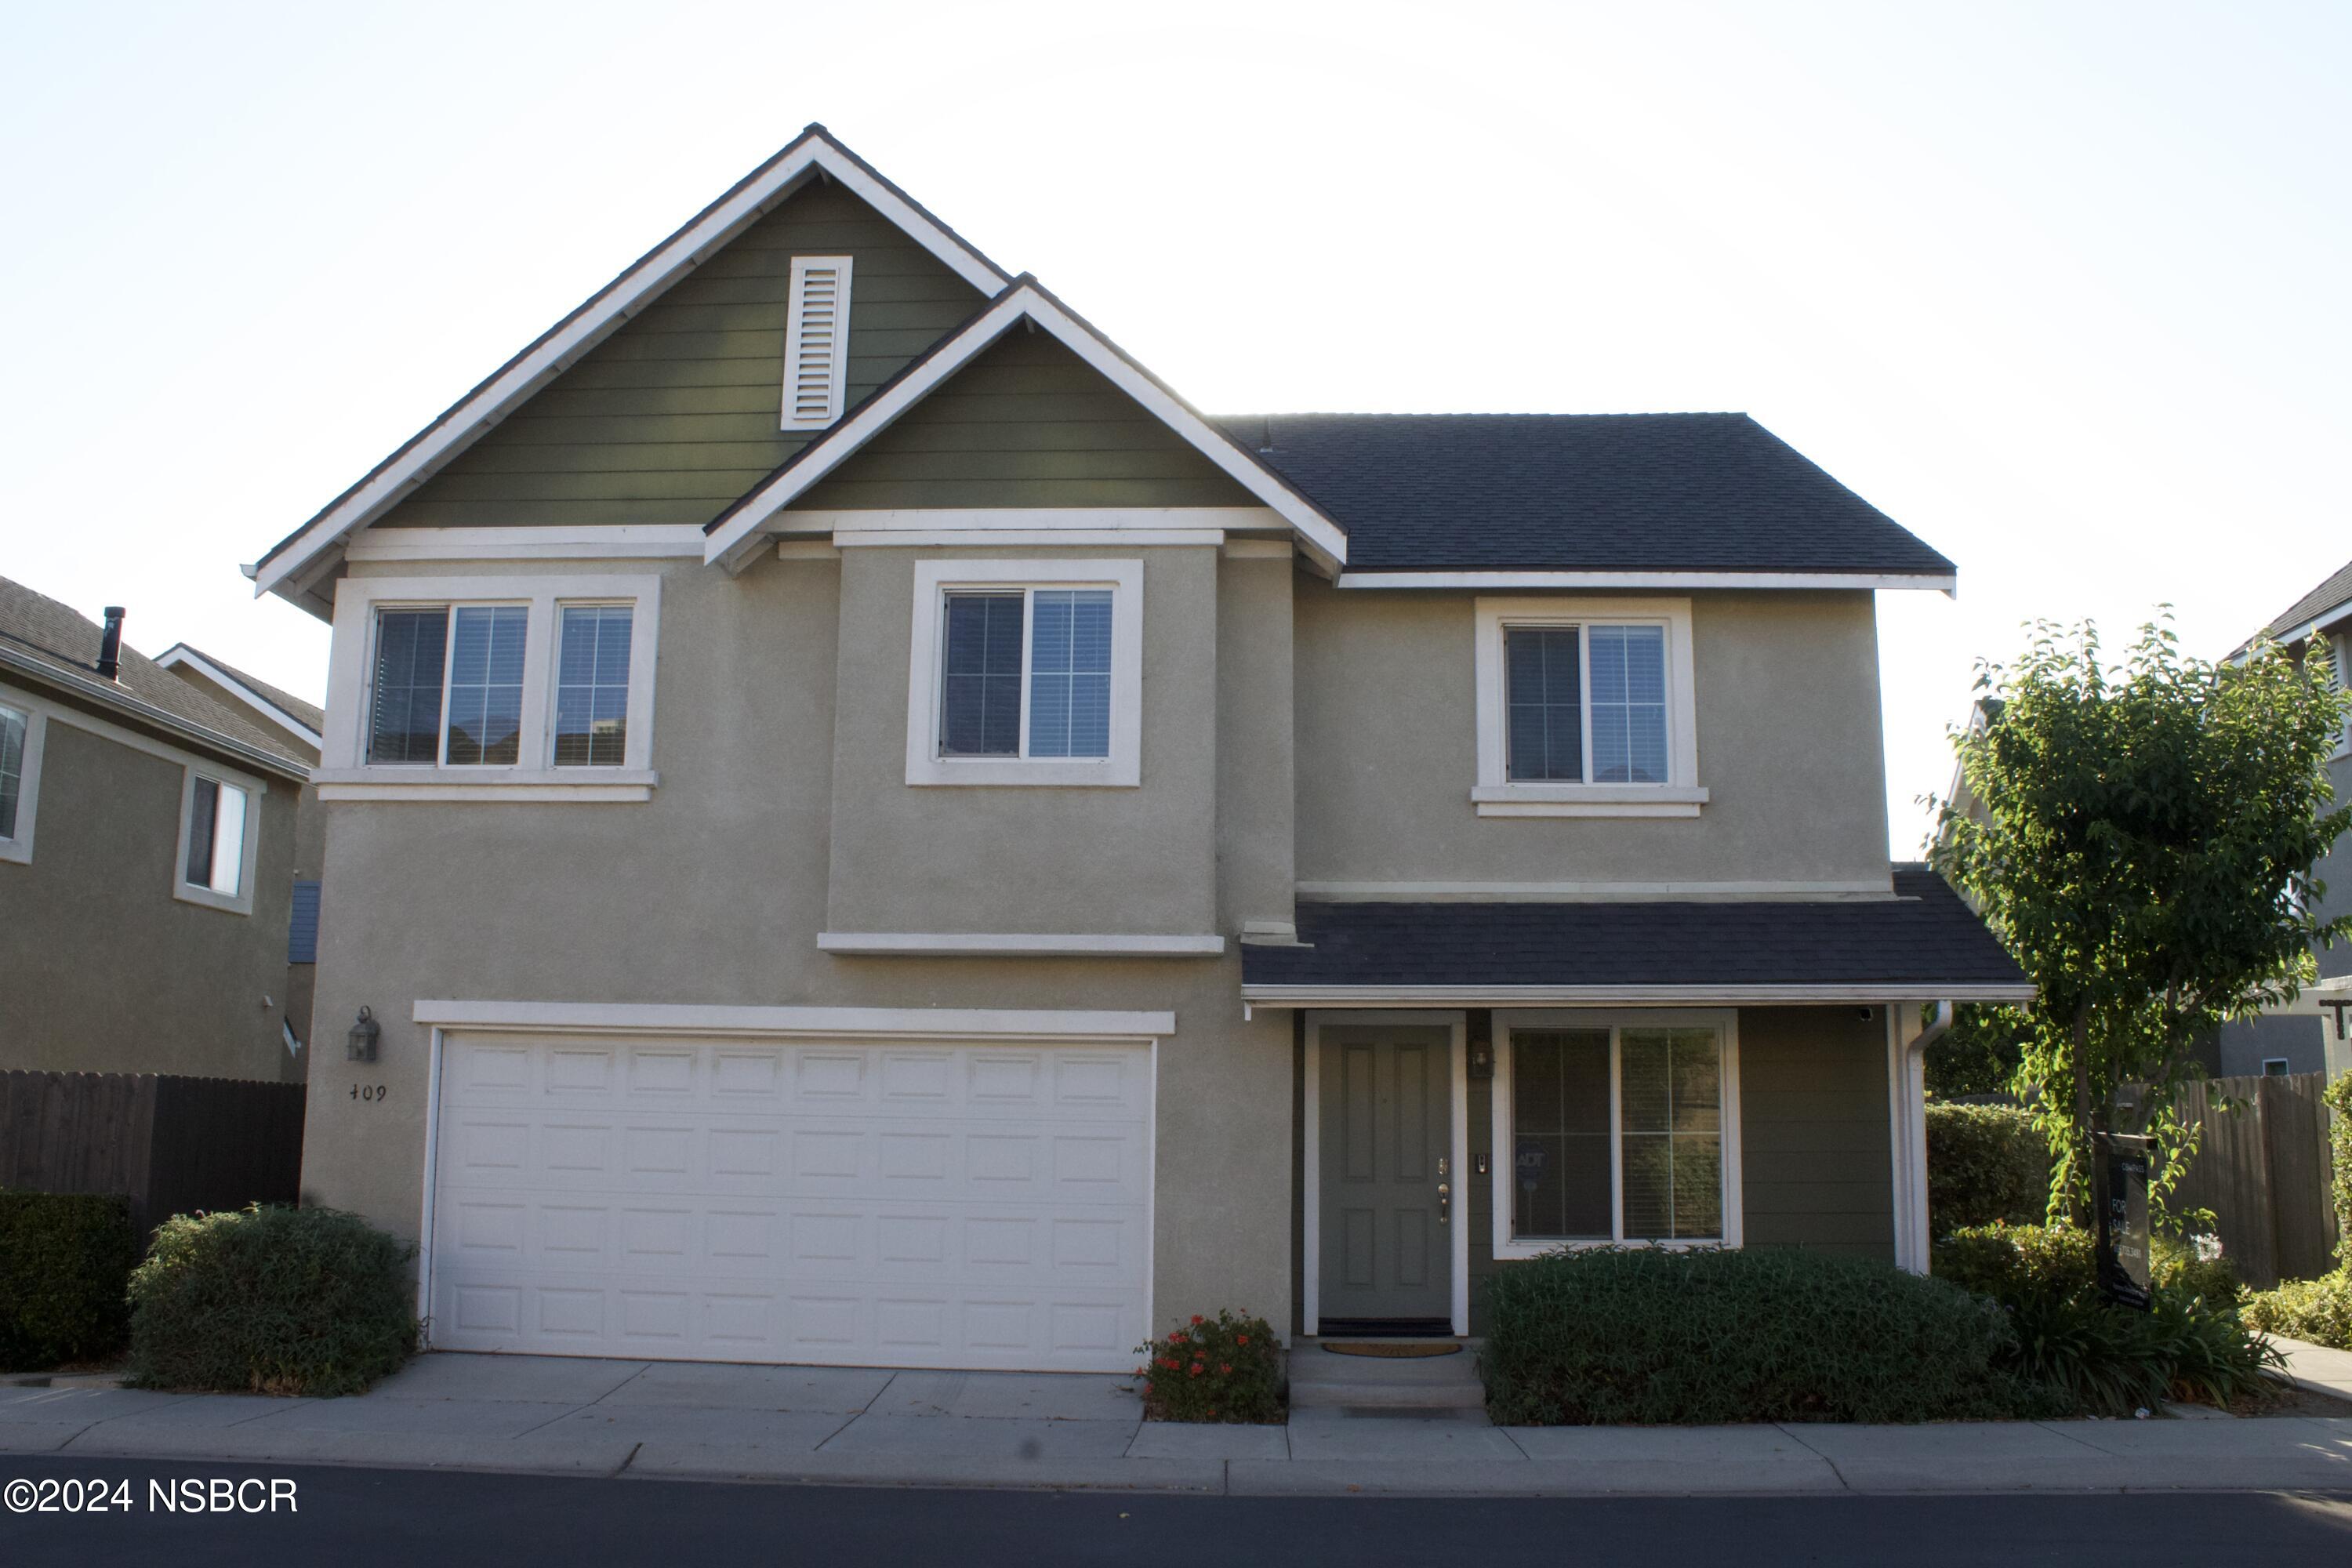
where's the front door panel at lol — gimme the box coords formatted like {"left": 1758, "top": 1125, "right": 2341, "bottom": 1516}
{"left": 1318, "top": 1025, "right": 1453, "bottom": 1324}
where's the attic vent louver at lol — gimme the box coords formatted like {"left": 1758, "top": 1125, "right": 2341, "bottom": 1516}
{"left": 780, "top": 255, "right": 853, "bottom": 430}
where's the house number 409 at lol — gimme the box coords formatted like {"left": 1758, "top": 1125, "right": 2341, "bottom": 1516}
{"left": 350, "top": 1084, "right": 389, "bottom": 1102}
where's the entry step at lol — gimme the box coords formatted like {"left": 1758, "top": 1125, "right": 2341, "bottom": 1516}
{"left": 1288, "top": 1341, "right": 1486, "bottom": 1410}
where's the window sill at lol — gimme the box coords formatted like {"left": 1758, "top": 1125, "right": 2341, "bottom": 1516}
{"left": 173, "top": 881, "right": 253, "bottom": 917}
{"left": 1471, "top": 784, "right": 1709, "bottom": 818}
{"left": 1495, "top": 1237, "right": 1731, "bottom": 1261}
{"left": 0, "top": 837, "right": 27, "bottom": 866}
{"left": 313, "top": 768, "right": 657, "bottom": 803}
{"left": 905, "top": 758, "right": 1140, "bottom": 789}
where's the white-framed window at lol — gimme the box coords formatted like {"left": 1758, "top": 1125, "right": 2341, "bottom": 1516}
{"left": 903, "top": 559, "right": 1143, "bottom": 787}
{"left": 2327, "top": 633, "right": 2350, "bottom": 760}
{"left": 2262, "top": 1057, "right": 2292, "bottom": 1077}
{"left": 780, "top": 255, "right": 853, "bottom": 430}
{"left": 318, "top": 574, "right": 661, "bottom": 801}
{"left": 0, "top": 697, "right": 46, "bottom": 865}
{"left": 1490, "top": 1010, "right": 1742, "bottom": 1259}
{"left": 1471, "top": 597, "right": 1705, "bottom": 818}
{"left": 174, "top": 763, "right": 263, "bottom": 916}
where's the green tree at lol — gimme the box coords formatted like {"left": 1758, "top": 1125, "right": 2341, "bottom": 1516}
{"left": 1926, "top": 1004, "right": 2032, "bottom": 1098}
{"left": 1930, "top": 615, "right": 2350, "bottom": 1223}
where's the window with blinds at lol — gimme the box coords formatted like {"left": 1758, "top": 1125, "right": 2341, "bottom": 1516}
{"left": 1503, "top": 622, "right": 1669, "bottom": 785}
{"left": 780, "top": 255, "right": 853, "bottom": 430}
{"left": 1508, "top": 1022, "right": 1726, "bottom": 1244}
{"left": 936, "top": 588, "right": 1115, "bottom": 761}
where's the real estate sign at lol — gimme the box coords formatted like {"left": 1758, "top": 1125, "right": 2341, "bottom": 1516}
{"left": 2095, "top": 1132, "right": 2153, "bottom": 1311}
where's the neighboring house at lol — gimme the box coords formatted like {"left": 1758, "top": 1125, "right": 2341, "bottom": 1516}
{"left": 2217, "top": 560, "right": 2352, "bottom": 1080}
{"left": 156, "top": 643, "right": 327, "bottom": 1045}
{"left": 245, "top": 125, "right": 2027, "bottom": 1371}
{"left": 0, "top": 578, "right": 310, "bottom": 1083}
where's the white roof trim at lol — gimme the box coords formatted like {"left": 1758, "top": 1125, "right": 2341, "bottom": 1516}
{"left": 154, "top": 645, "right": 324, "bottom": 750}
{"left": 702, "top": 280, "right": 1349, "bottom": 575}
{"left": 1338, "top": 570, "right": 1957, "bottom": 593}
{"left": 1240, "top": 983, "right": 2038, "bottom": 1007}
{"left": 252, "top": 129, "right": 1008, "bottom": 605}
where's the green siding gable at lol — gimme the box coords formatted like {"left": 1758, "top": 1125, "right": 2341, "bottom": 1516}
{"left": 379, "top": 180, "right": 987, "bottom": 528}
{"left": 785, "top": 330, "right": 1260, "bottom": 512}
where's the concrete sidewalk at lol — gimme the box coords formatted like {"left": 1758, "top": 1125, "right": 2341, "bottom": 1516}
{"left": 2, "top": 1352, "right": 2350, "bottom": 1497}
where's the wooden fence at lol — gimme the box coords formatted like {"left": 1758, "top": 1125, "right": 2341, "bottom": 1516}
{"left": 2167, "top": 1073, "right": 2339, "bottom": 1289}
{"left": 0, "top": 1072, "right": 306, "bottom": 1232}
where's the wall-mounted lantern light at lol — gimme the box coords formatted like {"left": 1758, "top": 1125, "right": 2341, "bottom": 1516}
{"left": 347, "top": 1006, "right": 380, "bottom": 1062}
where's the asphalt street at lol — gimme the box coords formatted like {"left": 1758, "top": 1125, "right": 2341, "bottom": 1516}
{"left": 3, "top": 1457, "right": 2351, "bottom": 1566}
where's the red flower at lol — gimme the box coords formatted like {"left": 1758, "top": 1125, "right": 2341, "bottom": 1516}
{"left": 1191, "top": 1315, "right": 1204, "bottom": 1326}
{"left": 1219, "top": 1363, "right": 1232, "bottom": 1374}
{"left": 1189, "top": 1364, "right": 1204, "bottom": 1377}
{"left": 1236, "top": 1335, "right": 1249, "bottom": 1346}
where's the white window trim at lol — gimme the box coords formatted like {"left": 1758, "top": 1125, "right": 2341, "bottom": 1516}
{"left": 172, "top": 758, "right": 267, "bottom": 916}
{"left": 0, "top": 698, "right": 46, "bottom": 865}
{"left": 1472, "top": 597, "right": 1704, "bottom": 818}
{"left": 903, "top": 558, "right": 1144, "bottom": 787}
{"left": 780, "top": 254, "right": 853, "bottom": 431}
{"left": 2330, "top": 634, "right": 2350, "bottom": 761}
{"left": 318, "top": 573, "right": 661, "bottom": 801}
{"left": 1489, "top": 1007, "right": 1742, "bottom": 1260}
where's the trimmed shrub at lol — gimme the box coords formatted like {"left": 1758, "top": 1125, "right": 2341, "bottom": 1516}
{"left": 2245, "top": 1270, "right": 2352, "bottom": 1350}
{"left": 1479, "top": 1246, "right": 2038, "bottom": 1425}
{"left": 1134, "top": 1310, "right": 1282, "bottom": 1422}
{"left": 2152, "top": 1235, "right": 2241, "bottom": 1310}
{"left": 126, "top": 1206, "right": 418, "bottom": 1396}
{"left": 0, "top": 1192, "right": 139, "bottom": 1371}
{"left": 1926, "top": 1102, "right": 2049, "bottom": 1236}
{"left": 1934, "top": 1223, "right": 2095, "bottom": 1303}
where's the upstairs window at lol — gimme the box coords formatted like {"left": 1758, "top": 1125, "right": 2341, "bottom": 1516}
{"left": 906, "top": 561, "right": 1142, "bottom": 787}
{"left": 0, "top": 703, "right": 26, "bottom": 843}
{"left": 1473, "top": 597, "right": 1704, "bottom": 817}
{"left": 780, "top": 255, "right": 853, "bottom": 430}
{"left": 183, "top": 775, "right": 249, "bottom": 896}
{"left": 554, "top": 604, "right": 635, "bottom": 768}
{"left": 361, "top": 594, "right": 643, "bottom": 772}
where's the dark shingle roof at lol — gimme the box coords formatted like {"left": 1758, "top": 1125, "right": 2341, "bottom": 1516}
{"left": 1212, "top": 412, "right": 1955, "bottom": 576}
{"left": 165, "top": 644, "right": 325, "bottom": 736}
{"left": 1242, "top": 866, "right": 2026, "bottom": 995}
{"left": 2256, "top": 557, "right": 2352, "bottom": 646}
{"left": 0, "top": 578, "right": 310, "bottom": 773}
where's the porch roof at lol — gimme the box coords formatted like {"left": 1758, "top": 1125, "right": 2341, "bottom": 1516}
{"left": 1240, "top": 864, "right": 2032, "bottom": 1006}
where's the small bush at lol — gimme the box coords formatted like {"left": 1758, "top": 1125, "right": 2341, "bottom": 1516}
{"left": 126, "top": 1206, "right": 418, "bottom": 1396}
{"left": 2245, "top": 1269, "right": 2352, "bottom": 1350}
{"left": 1926, "top": 1102, "right": 2049, "bottom": 1236}
{"left": 1934, "top": 1223, "right": 2095, "bottom": 1303}
{"left": 1134, "top": 1311, "right": 1282, "bottom": 1423}
{"left": 2152, "top": 1235, "right": 2241, "bottom": 1310}
{"left": 0, "top": 1192, "right": 139, "bottom": 1371}
{"left": 1479, "top": 1246, "right": 2037, "bottom": 1425}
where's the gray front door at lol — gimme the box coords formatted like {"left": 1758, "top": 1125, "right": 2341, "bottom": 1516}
{"left": 1317, "top": 1025, "right": 1454, "bottom": 1326}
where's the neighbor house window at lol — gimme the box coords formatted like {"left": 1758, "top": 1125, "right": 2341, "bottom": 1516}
{"left": 905, "top": 561, "right": 1142, "bottom": 787}
{"left": 339, "top": 580, "right": 655, "bottom": 793}
{"left": 1473, "top": 597, "right": 1703, "bottom": 816}
{"left": 554, "top": 604, "right": 635, "bottom": 767}
{"left": 0, "top": 703, "right": 26, "bottom": 843}
{"left": 175, "top": 764, "right": 260, "bottom": 915}
{"left": 1493, "top": 1014, "right": 1740, "bottom": 1257}
{"left": 2263, "top": 1058, "right": 2291, "bottom": 1077}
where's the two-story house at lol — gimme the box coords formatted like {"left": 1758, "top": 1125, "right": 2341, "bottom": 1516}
{"left": 2218, "top": 560, "right": 2352, "bottom": 1080}
{"left": 247, "top": 127, "right": 2027, "bottom": 1371}
{"left": 0, "top": 578, "right": 311, "bottom": 1082}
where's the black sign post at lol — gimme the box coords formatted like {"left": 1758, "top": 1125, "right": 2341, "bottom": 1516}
{"left": 2095, "top": 1132, "right": 2153, "bottom": 1312}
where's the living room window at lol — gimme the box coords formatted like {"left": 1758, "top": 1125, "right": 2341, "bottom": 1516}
{"left": 320, "top": 574, "right": 661, "bottom": 800}
{"left": 1472, "top": 597, "right": 1705, "bottom": 816}
{"left": 1491, "top": 1011, "right": 1740, "bottom": 1258}
{"left": 905, "top": 560, "right": 1142, "bottom": 786}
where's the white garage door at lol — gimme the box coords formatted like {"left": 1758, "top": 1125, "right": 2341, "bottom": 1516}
{"left": 427, "top": 1031, "right": 1152, "bottom": 1372}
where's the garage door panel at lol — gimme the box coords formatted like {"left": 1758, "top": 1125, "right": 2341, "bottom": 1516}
{"left": 432, "top": 1033, "right": 1152, "bottom": 1371}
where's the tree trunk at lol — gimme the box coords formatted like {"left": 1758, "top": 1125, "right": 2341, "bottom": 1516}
{"left": 2070, "top": 1002, "right": 2094, "bottom": 1226}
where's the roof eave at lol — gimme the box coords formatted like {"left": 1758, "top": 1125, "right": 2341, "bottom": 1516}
{"left": 0, "top": 645, "right": 311, "bottom": 781}
{"left": 1238, "top": 982, "right": 2036, "bottom": 1007}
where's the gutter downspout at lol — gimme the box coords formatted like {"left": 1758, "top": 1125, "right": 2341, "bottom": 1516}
{"left": 1890, "top": 1001, "right": 1955, "bottom": 1273}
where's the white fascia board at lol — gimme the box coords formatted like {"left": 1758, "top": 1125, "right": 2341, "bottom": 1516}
{"left": 252, "top": 132, "right": 1008, "bottom": 603}
{"left": 1294, "top": 878, "right": 1896, "bottom": 902}
{"left": 411, "top": 999, "right": 1177, "bottom": 1040}
{"left": 704, "top": 283, "right": 1350, "bottom": 573}
{"left": 2233, "top": 601, "right": 2352, "bottom": 664}
{"left": 1240, "top": 983, "right": 2038, "bottom": 1007}
{"left": 775, "top": 506, "right": 1284, "bottom": 533}
{"left": 816, "top": 931, "right": 1225, "bottom": 957}
{"left": 153, "top": 645, "right": 325, "bottom": 750}
{"left": 345, "top": 524, "right": 710, "bottom": 563}
{"left": 1338, "top": 570, "right": 1958, "bottom": 593}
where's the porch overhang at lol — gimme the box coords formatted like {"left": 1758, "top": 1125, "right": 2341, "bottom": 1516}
{"left": 1242, "top": 982, "right": 2034, "bottom": 1011}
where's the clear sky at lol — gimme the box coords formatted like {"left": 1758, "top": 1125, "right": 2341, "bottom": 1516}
{"left": 4, "top": 2, "right": 2344, "bottom": 851}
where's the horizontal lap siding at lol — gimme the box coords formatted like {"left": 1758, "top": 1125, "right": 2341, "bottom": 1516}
{"left": 786, "top": 332, "right": 1259, "bottom": 512}
{"left": 379, "top": 183, "right": 985, "bottom": 528}
{"left": 1738, "top": 1007, "right": 1893, "bottom": 1258}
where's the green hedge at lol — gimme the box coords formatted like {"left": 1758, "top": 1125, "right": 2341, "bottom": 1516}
{"left": 1479, "top": 1246, "right": 2042, "bottom": 1425}
{"left": 126, "top": 1205, "right": 419, "bottom": 1396}
{"left": 2245, "top": 1270, "right": 2352, "bottom": 1350}
{"left": 1926, "top": 1102, "right": 2049, "bottom": 1236}
{"left": 0, "top": 1192, "right": 138, "bottom": 1372}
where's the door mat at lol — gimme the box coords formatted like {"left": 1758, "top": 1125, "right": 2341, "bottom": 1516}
{"left": 1320, "top": 1341, "right": 1462, "bottom": 1358}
